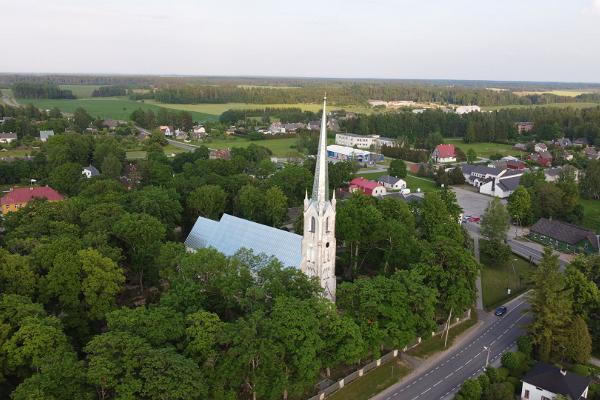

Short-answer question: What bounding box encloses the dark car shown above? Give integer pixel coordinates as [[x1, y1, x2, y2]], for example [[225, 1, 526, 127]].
[[494, 306, 508, 317]]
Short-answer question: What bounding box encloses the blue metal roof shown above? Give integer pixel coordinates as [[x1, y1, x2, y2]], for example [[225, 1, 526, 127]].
[[184, 214, 303, 268]]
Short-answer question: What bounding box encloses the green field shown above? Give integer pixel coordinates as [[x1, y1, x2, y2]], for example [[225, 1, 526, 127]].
[[580, 199, 600, 234], [125, 150, 147, 161], [0, 147, 39, 158], [480, 253, 535, 310], [59, 84, 102, 98], [200, 137, 302, 157], [145, 100, 373, 118], [328, 359, 411, 400], [15, 97, 217, 122], [483, 102, 600, 111], [445, 139, 517, 158], [513, 90, 594, 97]]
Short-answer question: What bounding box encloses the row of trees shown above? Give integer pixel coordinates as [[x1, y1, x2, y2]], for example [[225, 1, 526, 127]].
[[341, 106, 600, 146], [130, 107, 193, 130], [220, 108, 319, 125], [91, 86, 127, 97], [12, 82, 75, 99]]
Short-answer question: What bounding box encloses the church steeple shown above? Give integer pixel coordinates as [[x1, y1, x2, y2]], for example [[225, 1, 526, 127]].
[[300, 96, 336, 302], [312, 96, 329, 203]]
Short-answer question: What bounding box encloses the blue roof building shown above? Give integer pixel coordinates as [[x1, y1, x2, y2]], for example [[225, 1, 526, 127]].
[[184, 213, 303, 268]]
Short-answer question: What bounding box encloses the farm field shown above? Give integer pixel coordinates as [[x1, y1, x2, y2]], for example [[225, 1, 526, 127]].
[[14, 97, 217, 122], [483, 102, 600, 111], [513, 90, 594, 97], [145, 100, 373, 117], [201, 137, 302, 157], [446, 138, 517, 158], [58, 84, 102, 98], [580, 199, 600, 234]]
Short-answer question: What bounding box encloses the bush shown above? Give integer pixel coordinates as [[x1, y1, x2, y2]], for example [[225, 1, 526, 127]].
[[571, 364, 591, 377], [486, 382, 514, 400], [501, 351, 528, 377], [496, 367, 510, 381], [517, 336, 533, 358], [455, 378, 482, 400]]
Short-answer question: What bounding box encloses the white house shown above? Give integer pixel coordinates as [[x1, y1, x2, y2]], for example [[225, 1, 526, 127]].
[[159, 126, 173, 137], [455, 105, 481, 115], [461, 165, 525, 198], [82, 165, 100, 179], [521, 363, 591, 400], [534, 143, 548, 153], [431, 144, 457, 163], [335, 133, 380, 149], [0, 132, 17, 144], [378, 137, 399, 148], [378, 175, 407, 190], [39, 130, 54, 142]]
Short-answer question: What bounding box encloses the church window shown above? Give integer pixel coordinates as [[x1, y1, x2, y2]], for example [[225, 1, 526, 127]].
[[310, 216, 316, 233], [326, 217, 330, 232]]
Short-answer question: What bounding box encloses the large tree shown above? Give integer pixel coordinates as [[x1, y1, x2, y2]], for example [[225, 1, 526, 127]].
[[388, 159, 407, 178], [581, 159, 600, 200], [507, 185, 532, 226], [187, 185, 228, 221]]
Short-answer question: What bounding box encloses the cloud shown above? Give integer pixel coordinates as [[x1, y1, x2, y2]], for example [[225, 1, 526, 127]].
[[593, 0, 600, 14]]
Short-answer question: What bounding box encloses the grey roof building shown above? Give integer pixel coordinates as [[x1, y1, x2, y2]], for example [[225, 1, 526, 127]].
[[530, 218, 599, 254], [39, 130, 54, 142], [185, 210, 303, 268], [378, 175, 402, 185], [521, 363, 591, 400]]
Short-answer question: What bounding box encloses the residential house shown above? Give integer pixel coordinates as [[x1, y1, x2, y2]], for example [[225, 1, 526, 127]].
[[192, 125, 206, 139], [159, 126, 173, 137], [544, 167, 561, 182], [81, 165, 100, 179], [516, 122, 534, 134], [534, 143, 548, 153], [1, 186, 64, 215], [283, 123, 305, 133], [268, 122, 286, 135], [455, 105, 481, 115], [39, 130, 54, 142], [584, 147, 600, 160], [102, 119, 121, 130], [209, 149, 231, 160], [528, 151, 553, 167], [307, 120, 321, 131], [377, 175, 407, 191], [349, 177, 387, 196], [327, 119, 340, 132], [175, 129, 188, 140], [431, 144, 457, 163], [0, 132, 17, 144], [120, 163, 142, 190], [327, 145, 383, 164], [529, 218, 599, 254], [553, 137, 572, 148], [513, 143, 529, 152], [521, 363, 591, 400], [335, 133, 380, 149], [573, 137, 589, 147]]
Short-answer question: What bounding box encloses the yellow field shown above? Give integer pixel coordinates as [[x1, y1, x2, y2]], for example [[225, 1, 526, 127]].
[[513, 90, 593, 97]]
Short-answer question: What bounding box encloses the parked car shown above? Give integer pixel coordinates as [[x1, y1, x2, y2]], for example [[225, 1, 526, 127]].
[[494, 306, 508, 317], [467, 216, 481, 223]]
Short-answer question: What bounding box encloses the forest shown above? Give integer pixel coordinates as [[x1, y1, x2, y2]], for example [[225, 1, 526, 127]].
[[12, 83, 75, 100]]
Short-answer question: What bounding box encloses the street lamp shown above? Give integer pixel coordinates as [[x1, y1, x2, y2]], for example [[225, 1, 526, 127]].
[[483, 345, 492, 367]]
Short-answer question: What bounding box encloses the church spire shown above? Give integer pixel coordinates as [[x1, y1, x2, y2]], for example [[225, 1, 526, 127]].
[[311, 95, 329, 203]]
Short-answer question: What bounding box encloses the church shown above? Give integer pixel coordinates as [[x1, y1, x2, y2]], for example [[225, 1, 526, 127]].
[[184, 97, 337, 301]]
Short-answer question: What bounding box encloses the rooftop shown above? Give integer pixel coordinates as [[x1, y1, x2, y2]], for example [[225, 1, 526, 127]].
[[531, 218, 598, 250], [327, 144, 372, 157], [1, 186, 64, 205], [433, 144, 456, 158], [522, 363, 591, 399], [184, 213, 303, 267], [350, 177, 382, 190]]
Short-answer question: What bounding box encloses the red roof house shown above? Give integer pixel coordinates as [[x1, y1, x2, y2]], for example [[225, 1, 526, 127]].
[[349, 177, 387, 196], [431, 144, 457, 163], [1, 186, 64, 214]]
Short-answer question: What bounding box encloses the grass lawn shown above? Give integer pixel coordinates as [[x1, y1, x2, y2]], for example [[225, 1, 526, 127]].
[[163, 144, 189, 156], [59, 84, 102, 98], [14, 98, 217, 122], [145, 100, 374, 117], [580, 199, 600, 234], [407, 310, 478, 358], [327, 358, 411, 400], [125, 150, 147, 161], [445, 138, 517, 158], [201, 136, 302, 157], [480, 252, 535, 310], [483, 102, 600, 111], [0, 147, 39, 157]]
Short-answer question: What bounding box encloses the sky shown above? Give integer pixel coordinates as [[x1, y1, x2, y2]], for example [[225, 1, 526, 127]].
[[1, 0, 600, 83]]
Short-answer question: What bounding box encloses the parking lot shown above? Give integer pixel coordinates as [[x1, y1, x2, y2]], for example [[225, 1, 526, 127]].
[[452, 186, 505, 218]]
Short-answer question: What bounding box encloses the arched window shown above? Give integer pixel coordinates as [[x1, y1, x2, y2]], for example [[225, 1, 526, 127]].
[[310, 216, 316, 233], [325, 217, 329, 233]]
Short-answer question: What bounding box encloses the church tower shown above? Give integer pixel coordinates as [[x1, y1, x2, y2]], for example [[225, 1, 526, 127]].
[[301, 96, 337, 302]]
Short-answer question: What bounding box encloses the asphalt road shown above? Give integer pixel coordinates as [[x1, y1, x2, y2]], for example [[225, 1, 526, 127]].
[[373, 299, 531, 400]]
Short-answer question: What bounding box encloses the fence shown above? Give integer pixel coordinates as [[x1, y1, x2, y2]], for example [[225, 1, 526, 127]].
[[306, 309, 472, 400]]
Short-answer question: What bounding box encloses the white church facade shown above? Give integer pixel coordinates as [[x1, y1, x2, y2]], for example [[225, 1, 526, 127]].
[[184, 97, 337, 301]]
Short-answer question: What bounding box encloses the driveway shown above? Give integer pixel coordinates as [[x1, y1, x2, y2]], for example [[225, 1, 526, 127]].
[[452, 186, 502, 218]]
